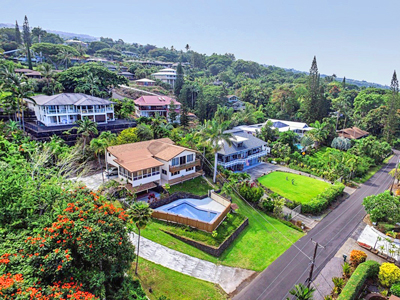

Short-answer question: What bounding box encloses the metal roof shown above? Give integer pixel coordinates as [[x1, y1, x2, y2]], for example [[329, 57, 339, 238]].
[[29, 93, 115, 106], [218, 130, 268, 155]]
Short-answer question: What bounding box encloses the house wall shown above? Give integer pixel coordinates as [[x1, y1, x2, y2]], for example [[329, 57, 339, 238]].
[[166, 150, 197, 180]]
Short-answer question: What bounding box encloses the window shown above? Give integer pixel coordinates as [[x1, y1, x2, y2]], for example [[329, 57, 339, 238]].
[[171, 171, 180, 176], [186, 167, 194, 172], [162, 169, 167, 175], [152, 167, 160, 176], [172, 157, 179, 166], [187, 154, 194, 163], [180, 156, 186, 165]]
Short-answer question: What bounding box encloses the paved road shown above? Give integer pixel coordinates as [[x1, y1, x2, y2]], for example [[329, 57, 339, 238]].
[[234, 153, 398, 300]]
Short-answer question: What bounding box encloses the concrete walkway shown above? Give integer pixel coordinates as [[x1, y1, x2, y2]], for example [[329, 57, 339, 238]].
[[282, 206, 318, 229], [358, 225, 400, 260], [129, 233, 255, 294]]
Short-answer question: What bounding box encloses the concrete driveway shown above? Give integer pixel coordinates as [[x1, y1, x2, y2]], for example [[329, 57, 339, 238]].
[[70, 172, 117, 191], [245, 162, 280, 180]]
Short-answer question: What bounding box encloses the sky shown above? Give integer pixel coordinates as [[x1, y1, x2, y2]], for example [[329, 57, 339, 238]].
[[1, 0, 399, 85]]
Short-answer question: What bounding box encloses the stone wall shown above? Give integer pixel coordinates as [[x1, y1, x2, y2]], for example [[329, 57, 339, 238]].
[[164, 218, 249, 257]]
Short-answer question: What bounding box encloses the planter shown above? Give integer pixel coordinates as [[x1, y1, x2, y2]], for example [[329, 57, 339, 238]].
[[387, 257, 396, 263], [377, 253, 388, 259], [371, 249, 379, 254]]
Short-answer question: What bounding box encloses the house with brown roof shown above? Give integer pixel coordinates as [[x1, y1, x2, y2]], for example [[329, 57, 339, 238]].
[[106, 138, 202, 193], [134, 95, 181, 123], [337, 127, 369, 140]]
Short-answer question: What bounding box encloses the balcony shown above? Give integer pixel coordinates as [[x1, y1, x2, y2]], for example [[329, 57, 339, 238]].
[[138, 106, 168, 111], [169, 159, 201, 173], [218, 150, 268, 168]]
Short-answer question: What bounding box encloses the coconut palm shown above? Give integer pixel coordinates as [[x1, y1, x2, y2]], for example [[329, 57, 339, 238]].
[[128, 201, 152, 275], [287, 284, 315, 300], [59, 48, 73, 69], [300, 135, 314, 150], [196, 119, 232, 183], [72, 117, 98, 155], [307, 120, 329, 149], [86, 73, 100, 96], [39, 63, 55, 89], [90, 138, 107, 183], [97, 131, 116, 173]]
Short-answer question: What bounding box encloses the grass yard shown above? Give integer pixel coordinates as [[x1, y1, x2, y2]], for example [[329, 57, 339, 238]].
[[131, 258, 228, 300], [168, 176, 214, 196], [258, 171, 331, 204], [135, 194, 303, 271]]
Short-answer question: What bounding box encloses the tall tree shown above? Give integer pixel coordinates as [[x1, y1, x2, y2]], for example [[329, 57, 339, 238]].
[[196, 120, 232, 183], [22, 16, 32, 69], [342, 76, 346, 90], [128, 202, 152, 275], [185, 44, 190, 52], [384, 70, 399, 143], [90, 137, 107, 183], [174, 63, 184, 96], [15, 21, 22, 45], [302, 56, 325, 123], [168, 100, 178, 123], [71, 117, 98, 155], [180, 104, 189, 128]]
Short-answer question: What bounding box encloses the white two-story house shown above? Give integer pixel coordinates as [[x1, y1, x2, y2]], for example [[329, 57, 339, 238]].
[[134, 96, 181, 123], [217, 129, 270, 172], [151, 68, 177, 87], [106, 138, 201, 193], [26, 93, 115, 126]]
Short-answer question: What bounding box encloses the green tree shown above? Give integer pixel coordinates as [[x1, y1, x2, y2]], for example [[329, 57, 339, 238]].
[[363, 191, 400, 222], [72, 117, 98, 155], [307, 120, 329, 148], [258, 120, 278, 142], [196, 119, 232, 182], [22, 15, 32, 69], [174, 63, 184, 96], [136, 123, 154, 141], [90, 137, 108, 183], [302, 56, 326, 123], [168, 100, 178, 123], [384, 71, 399, 143], [128, 201, 152, 275], [115, 128, 139, 145], [180, 104, 189, 128], [15, 20, 22, 45]]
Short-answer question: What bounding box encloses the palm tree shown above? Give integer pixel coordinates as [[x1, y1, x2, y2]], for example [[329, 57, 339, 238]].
[[86, 73, 100, 96], [128, 201, 152, 275], [300, 135, 314, 150], [287, 284, 315, 300], [90, 138, 107, 183], [72, 117, 98, 155], [196, 120, 232, 183], [39, 63, 55, 90], [308, 121, 328, 149], [59, 48, 73, 69], [97, 131, 116, 173]]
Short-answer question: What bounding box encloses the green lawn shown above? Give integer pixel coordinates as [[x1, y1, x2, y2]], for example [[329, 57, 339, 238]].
[[258, 172, 331, 203], [135, 194, 303, 271], [131, 258, 228, 300], [168, 176, 214, 196]]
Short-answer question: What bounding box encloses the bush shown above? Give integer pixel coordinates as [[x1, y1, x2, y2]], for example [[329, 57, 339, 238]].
[[301, 182, 345, 214], [343, 262, 352, 278], [350, 250, 367, 267], [390, 283, 400, 297], [379, 262, 400, 287], [238, 181, 264, 203], [261, 197, 274, 212], [337, 260, 380, 300]]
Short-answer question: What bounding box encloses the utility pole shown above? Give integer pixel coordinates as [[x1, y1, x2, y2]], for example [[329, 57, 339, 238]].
[[307, 239, 324, 289]]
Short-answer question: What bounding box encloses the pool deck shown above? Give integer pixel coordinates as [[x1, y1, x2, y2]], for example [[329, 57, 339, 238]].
[[155, 197, 226, 214]]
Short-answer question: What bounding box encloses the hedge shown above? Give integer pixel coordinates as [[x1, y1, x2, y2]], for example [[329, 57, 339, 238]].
[[337, 260, 380, 300], [301, 182, 345, 214]]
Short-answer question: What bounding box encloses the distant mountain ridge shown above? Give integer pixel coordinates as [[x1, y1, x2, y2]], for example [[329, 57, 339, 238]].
[[0, 23, 99, 42], [269, 66, 390, 89], [1, 23, 389, 89]]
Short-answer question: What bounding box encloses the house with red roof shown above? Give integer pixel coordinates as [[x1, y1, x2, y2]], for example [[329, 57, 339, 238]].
[[134, 95, 181, 123]]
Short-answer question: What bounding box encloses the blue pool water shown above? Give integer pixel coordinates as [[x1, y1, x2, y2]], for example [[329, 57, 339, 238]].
[[295, 143, 303, 150], [167, 203, 217, 222]]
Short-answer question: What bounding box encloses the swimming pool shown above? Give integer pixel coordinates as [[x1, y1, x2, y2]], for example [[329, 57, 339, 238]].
[[295, 143, 303, 150], [167, 202, 217, 222]]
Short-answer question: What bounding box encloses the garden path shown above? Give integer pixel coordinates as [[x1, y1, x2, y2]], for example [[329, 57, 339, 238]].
[[282, 206, 318, 229], [129, 233, 255, 294]]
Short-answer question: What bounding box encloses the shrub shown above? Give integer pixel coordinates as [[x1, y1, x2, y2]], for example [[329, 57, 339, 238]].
[[238, 181, 264, 203], [261, 197, 274, 212], [390, 283, 400, 297], [301, 182, 345, 214], [379, 263, 400, 287], [343, 262, 352, 278], [337, 260, 380, 300], [332, 277, 345, 295], [350, 250, 367, 267]]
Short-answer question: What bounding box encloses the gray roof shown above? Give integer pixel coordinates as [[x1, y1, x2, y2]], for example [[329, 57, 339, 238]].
[[29, 93, 115, 106], [218, 130, 268, 155]]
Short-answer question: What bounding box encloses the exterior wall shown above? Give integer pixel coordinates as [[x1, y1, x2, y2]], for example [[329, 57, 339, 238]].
[[31, 104, 114, 127], [167, 150, 197, 180]]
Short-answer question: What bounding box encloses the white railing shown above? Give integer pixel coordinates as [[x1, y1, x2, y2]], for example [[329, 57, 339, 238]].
[[218, 150, 268, 168]]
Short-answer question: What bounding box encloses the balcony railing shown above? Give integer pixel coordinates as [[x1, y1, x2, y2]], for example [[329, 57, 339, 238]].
[[138, 106, 168, 111], [218, 151, 268, 168], [169, 159, 200, 173]]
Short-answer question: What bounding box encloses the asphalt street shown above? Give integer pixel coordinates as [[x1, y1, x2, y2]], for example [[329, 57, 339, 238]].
[[233, 153, 398, 300]]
